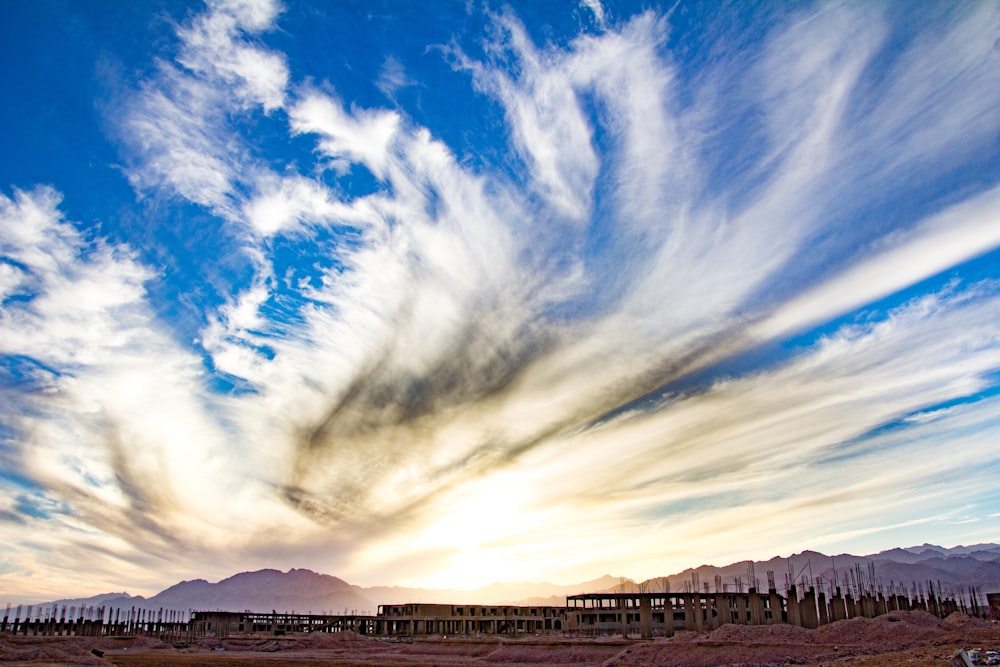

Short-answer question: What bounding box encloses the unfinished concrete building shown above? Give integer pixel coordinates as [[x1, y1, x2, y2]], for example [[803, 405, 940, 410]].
[[188, 611, 374, 637], [566, 583, 963, 639], [375, 604, 566, 636], [567, 588, 783, 638], [7, 578, 972, 640], [988, 593, 1000, 621]]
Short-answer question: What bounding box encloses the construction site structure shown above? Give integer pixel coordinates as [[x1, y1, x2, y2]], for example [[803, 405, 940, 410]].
[[0, 585, 986, 640], [376, 604, 565, 636]]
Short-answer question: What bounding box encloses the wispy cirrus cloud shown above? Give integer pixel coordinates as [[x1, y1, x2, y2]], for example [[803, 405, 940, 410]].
[[2, 0, 999, 598], [120, 0, 287, 216], [456, 12, 601, 223], [176, 0, 287, 112], [580, 0, 607, 30], [0, 188, 314, 597]]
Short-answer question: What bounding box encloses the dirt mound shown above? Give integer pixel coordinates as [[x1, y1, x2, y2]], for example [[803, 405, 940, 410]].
[[707, 623, 814, 643], [0, 636, 107, 665], [602, 613, 973, 667], [944, 612, 993, 629], [814, 610, 948, 648]]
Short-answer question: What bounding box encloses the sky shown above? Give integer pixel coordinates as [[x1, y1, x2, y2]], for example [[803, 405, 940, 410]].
[[1, 0, 999, 603]]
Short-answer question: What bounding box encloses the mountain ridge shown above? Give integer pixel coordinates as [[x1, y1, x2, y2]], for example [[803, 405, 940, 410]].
[[20, 543, 999, 614]]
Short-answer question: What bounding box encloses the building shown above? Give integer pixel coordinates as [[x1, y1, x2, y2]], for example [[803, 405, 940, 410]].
[[567, 589, 784, 638], [375, 604, 566, 636], [188, 610, 374, 637], [987, 593, 1000, 621]]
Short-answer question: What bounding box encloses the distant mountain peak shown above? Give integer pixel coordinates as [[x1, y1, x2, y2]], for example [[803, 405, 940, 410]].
[[25, 542, 1000, 613]]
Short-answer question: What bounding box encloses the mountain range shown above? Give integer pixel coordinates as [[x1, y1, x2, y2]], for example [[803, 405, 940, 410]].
[[25, 544, 1000, 615]]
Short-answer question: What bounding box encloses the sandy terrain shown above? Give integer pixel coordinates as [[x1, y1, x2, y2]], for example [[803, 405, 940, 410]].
[[1, 611, 997, 666]]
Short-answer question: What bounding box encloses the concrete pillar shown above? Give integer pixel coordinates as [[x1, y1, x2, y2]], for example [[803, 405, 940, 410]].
[[768, 590, 783, 625], [683, 595, 696, 631], [860, 595, 874, 618], [830, 590, 845, 622], [663, 598, 675, 637], [620, 597, 628, 638], [639, 597, 652, 639], [818, 591, 829, 626], [736, 594, 748, 625], [801, 588, 819, 629], [748, 589, 764, 625], [786, 586, 800, 627]]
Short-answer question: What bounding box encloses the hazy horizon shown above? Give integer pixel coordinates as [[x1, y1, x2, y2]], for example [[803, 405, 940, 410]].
[[1, 0, 999, 602]]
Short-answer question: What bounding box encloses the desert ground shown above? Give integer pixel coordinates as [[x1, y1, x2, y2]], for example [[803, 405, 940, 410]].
[[1, 611, 997, 666]]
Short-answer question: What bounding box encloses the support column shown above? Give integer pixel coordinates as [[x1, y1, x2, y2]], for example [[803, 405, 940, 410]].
[[683, 596, 696, 631], [748, 589, 764, 625], [620, 597, 628, 639], [663, 598, 674, 637], [787, 586, 801, 627], [768, 589, 783, 625], [735, 594, 748, 625], [830, 589, 845, 622], [639, 598, 652, 639], [800, 587, 819, 629]]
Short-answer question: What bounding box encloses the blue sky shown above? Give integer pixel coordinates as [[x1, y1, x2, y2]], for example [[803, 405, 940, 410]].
[[1, 0, 999, 602]]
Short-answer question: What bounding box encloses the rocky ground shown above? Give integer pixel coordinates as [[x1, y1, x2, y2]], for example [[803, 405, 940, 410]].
[[1, 611, 997, 666]]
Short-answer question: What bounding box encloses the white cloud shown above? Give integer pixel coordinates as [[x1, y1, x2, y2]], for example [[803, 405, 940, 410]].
[[458, 13, 600, 223], [754, 184, 1000, 342], [376, 55, 413, 99], [241, 173, 364, 236], [124, 78, 238, 211], [290, 94, 401, 180], [580, 0, 607, 29], [0, 188, 152, 367], [849, 2, 1000, 185], [0, 261, 24, 300], [121, 0, 287, 214], [211, 0, 282, 32], [177, 0, 287, 111], [0, 187, 312, 589]]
